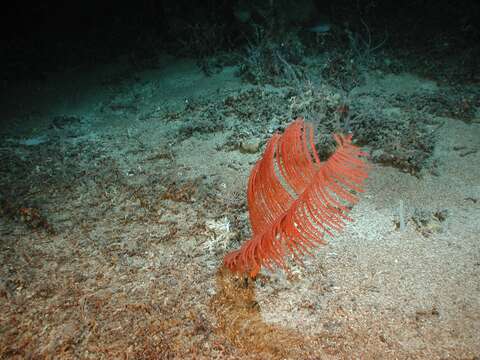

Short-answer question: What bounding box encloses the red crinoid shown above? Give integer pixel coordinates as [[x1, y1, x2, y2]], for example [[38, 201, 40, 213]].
[[224, 117, 369, 277]]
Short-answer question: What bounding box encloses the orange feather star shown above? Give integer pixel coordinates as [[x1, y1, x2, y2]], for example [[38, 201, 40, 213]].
[[224, 117, 369, 277]]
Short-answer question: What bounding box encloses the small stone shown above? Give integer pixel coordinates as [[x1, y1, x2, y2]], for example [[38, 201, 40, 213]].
[[240, 138, 261, 154]]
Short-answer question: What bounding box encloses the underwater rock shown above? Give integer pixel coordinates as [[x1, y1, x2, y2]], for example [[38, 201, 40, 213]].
[[412, 208, 448, 236], [240, 138, 261, 154]]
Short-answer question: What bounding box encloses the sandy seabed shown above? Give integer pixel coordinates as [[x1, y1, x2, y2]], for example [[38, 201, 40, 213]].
[[1, 55, 479, 359]]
